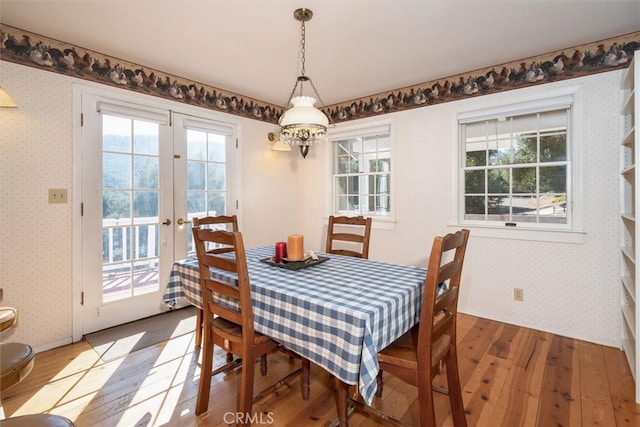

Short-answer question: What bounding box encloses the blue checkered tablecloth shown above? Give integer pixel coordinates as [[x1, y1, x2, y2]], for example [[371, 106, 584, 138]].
[[163, 245, 426, 404]]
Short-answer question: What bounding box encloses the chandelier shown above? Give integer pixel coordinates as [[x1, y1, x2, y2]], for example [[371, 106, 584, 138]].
[[278, 8, 329, 158]]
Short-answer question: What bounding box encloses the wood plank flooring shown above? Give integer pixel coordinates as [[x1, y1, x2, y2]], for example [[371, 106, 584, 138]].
[[2, 314, 639, 426]]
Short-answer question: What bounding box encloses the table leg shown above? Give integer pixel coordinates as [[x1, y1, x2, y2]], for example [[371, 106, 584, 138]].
[[302, 358, 310, 400]]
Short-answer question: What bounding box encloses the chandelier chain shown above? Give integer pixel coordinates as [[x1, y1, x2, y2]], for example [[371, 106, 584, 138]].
[[300, 19, 306, 77], [309, 78, 331, 123]]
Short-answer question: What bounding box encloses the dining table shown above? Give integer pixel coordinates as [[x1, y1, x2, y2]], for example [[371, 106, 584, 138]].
[[162, 245, 426, 425]]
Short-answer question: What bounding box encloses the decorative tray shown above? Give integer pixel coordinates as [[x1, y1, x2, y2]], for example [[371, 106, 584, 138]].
[[260, 256, 329, 271]]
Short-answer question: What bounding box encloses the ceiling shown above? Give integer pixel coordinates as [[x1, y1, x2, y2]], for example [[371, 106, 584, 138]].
[[1, 1, 639, 107]]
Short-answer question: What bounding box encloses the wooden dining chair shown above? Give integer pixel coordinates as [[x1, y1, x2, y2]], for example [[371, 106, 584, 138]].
[[325, 215, 373, 259], [192, 215, 238, 348], [344, 228, 470, 427], [192, 228, 309, 421]]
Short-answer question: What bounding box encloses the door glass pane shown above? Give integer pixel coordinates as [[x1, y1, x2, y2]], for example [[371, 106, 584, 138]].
[[186, 128, 228, 254], [102, 115, 160, 303], [133, 156, 158, 189]]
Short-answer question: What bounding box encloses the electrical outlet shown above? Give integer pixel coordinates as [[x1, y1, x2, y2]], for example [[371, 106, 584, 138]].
[[514, 288, 524, 302], [48, 188, 68, 204]]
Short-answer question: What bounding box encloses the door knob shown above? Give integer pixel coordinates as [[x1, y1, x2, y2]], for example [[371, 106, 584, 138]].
[[162, 219, 171, 226], [177, 218, 192, 226]]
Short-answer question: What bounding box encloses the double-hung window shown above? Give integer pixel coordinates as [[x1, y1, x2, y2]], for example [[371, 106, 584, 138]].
[[458, 91, 580, 233], [330, 121, 393, 220]]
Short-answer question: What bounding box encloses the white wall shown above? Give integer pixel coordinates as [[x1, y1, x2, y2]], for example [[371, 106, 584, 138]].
[[0, 59, 623, 351], [299, 71, 623, 348]]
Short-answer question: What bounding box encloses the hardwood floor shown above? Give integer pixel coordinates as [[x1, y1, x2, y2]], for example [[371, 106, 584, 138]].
[[1, 314, 639, 426]]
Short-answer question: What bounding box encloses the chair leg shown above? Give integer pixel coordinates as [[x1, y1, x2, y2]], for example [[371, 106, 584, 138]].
[[417, 370, 437, 427], [445, 351, 467, 427], [195, 308, 202, 348], [195, 337, 213, 415], [238, 354, 256, 427], [260, 354, 268, 376]]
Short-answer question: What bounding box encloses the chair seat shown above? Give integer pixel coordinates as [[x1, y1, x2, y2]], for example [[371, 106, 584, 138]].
[[378, 324, 451, 371], [0, 307, 18, 332], [212, 317, 274, 345], [0, 342, 35, 392], [0, 414, 75, 427]]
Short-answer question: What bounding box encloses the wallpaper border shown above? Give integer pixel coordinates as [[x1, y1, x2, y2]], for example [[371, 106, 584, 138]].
[[1, 24, 638, 125]]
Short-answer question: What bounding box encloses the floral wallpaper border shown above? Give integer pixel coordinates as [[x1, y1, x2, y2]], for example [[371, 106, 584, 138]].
[[0, 24, 283, 123], [1, 23, 639, 125], [327, 32, 640, 123]]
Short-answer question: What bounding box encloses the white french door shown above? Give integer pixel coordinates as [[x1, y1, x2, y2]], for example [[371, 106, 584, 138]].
[[78, 89, 237, 334], [172, 114, 238, 260]]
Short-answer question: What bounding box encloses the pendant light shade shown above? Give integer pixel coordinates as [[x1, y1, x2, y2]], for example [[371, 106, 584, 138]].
[[279, 96, 329, 144], [278, 8, 330, 158]]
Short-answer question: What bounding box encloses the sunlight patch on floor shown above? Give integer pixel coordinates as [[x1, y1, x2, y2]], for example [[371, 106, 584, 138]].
[[10, 350, 124, 418], [49, 348, 103, 381]]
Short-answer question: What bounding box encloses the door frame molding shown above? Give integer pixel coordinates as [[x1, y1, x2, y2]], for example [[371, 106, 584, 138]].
[[71, 83, 241, 342]]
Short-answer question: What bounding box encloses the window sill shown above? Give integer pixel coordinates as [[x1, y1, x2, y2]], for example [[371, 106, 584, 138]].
[[448, 224, 586, 244], [328, 216, 396, 230], [371, 217, 396, 230]]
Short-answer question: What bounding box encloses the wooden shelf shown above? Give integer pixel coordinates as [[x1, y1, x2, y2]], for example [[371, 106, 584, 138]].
[[623, 337, 636, 379], [623, 304, 637, 339], [622, 90, 635, 116], [622, 126, 636, 147], [622, 164, 636, 175], [622, 275, 637, 303], [622, 246, 636, 264], [622, 213, 636, 222]]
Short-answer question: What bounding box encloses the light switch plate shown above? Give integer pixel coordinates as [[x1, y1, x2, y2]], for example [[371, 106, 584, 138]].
[[48, 188, 68, 204]]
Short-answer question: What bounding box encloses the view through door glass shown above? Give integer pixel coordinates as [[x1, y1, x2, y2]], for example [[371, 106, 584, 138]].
[[102, 115, 162, 302], [186, 128, 229, 253]]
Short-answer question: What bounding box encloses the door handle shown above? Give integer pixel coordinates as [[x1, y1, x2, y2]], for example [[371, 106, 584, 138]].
[[177, 218, 192, 226], [162, 219, 171, 226]]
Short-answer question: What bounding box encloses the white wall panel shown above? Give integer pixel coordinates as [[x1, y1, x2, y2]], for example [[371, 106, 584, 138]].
[[1, 61, 74, 350]]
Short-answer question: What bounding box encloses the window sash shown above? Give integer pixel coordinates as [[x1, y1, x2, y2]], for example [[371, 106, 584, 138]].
[[460, 107, 571, 229], [331, 122, 392, 218]]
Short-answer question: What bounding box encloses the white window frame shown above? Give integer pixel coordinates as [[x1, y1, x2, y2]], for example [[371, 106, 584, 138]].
[[328, 119, 395, 229], [453, 85, 585, 243]]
